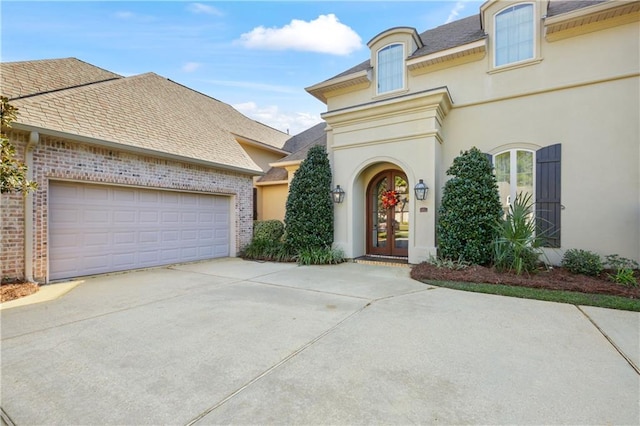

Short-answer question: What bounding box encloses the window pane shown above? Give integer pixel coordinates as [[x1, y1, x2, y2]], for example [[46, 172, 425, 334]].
[[495, 4, 533, 66], [378, 44, 403, 93], [495, 152, 511, 214], [517, 150, 534, 198]]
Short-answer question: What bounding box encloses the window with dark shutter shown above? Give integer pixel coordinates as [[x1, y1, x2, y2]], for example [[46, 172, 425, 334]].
[[535, 144, 561, 247]]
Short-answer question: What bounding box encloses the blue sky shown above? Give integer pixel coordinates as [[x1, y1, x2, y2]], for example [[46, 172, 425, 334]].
[[1, 1, 482, 135]]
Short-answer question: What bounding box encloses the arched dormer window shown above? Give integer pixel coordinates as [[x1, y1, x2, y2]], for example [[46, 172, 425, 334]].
[[377, 43, 404, 94], [494, 3, 534, 67]]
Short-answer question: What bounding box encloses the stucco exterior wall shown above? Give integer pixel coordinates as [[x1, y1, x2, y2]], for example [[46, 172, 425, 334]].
[[257, 183, 289, 222], [320, 7, 639, 264], [1, 131, 254, 282]]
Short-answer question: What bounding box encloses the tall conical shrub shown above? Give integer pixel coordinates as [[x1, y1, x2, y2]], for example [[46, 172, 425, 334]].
[[437, 147, 502, 265], [284, 145, 333, 253]]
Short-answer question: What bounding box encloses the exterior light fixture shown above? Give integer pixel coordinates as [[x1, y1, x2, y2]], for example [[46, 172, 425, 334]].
[[414, 179, 428, 201], [331, 185, 345, 203]]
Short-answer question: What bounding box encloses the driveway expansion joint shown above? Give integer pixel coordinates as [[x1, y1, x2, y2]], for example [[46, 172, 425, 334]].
[[576, 305, 640, 375], [183, 301, 372, 425]]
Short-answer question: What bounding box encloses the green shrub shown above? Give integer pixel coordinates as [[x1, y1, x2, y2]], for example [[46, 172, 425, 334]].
[[427, 255, 470, 270], [241, 239, 295, 262], [492, 193, 544, 274], [437, 147, 503, 265], [284, 145, 333, 253], [562, 249, 603, 276], [605, 254, 639, 287], [253, 220, 284, 243], [297, 247, 345, 265]]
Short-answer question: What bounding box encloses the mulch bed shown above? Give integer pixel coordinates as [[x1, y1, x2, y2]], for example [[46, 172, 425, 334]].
[[1, 282, 39, 302], [410, 263, 640, 299]]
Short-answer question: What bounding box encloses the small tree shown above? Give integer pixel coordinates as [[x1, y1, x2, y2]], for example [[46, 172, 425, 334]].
[[284, 145, 333, 253], [1, 96, 37, 194], [437, 147, 502, 265]]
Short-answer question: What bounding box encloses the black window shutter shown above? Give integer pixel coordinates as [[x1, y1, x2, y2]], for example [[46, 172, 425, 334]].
[[484, 152, 493, 165], [536, 144, 561, 247]]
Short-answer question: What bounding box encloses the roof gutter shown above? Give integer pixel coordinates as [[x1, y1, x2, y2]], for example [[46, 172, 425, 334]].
[[11, 123, 265, 176]]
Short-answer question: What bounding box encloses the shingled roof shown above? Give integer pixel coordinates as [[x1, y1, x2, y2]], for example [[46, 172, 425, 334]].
[[257, 122, 327, 183], [2, 58, 289, 174], [1, 58, 122, 99], [318, 0, 606, 85]]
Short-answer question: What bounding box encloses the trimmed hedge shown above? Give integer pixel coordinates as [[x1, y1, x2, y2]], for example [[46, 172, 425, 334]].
[[284, 145, 333, 253], [437, 147, 503, 265]]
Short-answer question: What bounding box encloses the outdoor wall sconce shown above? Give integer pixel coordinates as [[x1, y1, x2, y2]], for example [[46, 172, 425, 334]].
[[414, 179, 428, 201], [331, 185, 345, 203]]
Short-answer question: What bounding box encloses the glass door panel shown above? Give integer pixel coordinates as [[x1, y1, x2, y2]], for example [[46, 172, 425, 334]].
[[372, 177, 388, 249], [367, 171, 409, 257]]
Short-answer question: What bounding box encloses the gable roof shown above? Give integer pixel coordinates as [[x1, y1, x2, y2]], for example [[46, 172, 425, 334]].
[[2, 58, 289, 174]]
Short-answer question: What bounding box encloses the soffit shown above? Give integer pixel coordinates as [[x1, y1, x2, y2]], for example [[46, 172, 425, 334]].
[[545, 0, 640, 40]]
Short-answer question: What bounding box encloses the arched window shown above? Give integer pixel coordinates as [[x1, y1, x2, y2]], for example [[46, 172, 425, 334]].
[[495, 3, 534, 67], [377, 44, 404, 94]]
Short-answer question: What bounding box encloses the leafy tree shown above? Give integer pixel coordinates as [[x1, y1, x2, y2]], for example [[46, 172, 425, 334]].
[[284, 145, 333, 253], [1, 96, 37, 194], [437, 147, 502, 265]]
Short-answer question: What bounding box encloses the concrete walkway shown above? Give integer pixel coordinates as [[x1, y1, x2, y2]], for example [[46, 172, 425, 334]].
[[1, 258, 638, 425]]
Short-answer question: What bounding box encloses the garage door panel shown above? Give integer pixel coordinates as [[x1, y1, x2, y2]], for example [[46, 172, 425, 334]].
[[50, 182, 231, 280], [138, 231, 159, 243], [84, 232, 110, 247], [112, 253, 136, 268]]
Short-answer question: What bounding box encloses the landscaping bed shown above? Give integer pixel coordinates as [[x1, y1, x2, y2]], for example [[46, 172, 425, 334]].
[[1, 281, 39, 302], [410, 263, 640, 299]]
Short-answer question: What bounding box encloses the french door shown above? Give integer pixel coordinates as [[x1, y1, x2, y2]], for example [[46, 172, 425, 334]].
[[366, 170, 409, 257]]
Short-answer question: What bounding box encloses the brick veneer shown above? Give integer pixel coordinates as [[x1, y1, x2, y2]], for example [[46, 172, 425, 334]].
[[1, 131, 254, 283]]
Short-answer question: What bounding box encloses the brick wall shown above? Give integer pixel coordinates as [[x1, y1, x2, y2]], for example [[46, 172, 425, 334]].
[[1, 131, 255, 283]]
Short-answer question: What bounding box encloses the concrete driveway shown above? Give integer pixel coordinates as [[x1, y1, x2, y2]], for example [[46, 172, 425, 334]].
[[1, 258, 638, 425]]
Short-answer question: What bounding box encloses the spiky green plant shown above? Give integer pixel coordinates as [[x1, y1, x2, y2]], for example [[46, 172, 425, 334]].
[[493, 193, 545, 274]]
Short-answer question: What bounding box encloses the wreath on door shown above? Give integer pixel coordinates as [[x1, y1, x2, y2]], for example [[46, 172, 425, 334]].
[[380, 189, 400, 209]]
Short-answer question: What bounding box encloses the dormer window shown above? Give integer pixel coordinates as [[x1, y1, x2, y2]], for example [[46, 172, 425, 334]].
[[494, 3, 534, 67], [377, 43, 404, 94]]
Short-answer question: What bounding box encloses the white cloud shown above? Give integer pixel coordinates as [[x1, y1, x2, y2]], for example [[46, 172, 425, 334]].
[[233, 101, 322, 135], [445, 1, 466, 24], [182, 62, 202, 73], [187, 3, 223, 16], [237, 14, 362, 56]]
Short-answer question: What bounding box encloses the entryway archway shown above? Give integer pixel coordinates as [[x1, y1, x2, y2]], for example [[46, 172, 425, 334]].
[[366, 170, 409, 257]]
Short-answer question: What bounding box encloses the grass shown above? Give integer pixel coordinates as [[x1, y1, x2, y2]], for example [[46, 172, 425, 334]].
[[424, 280, 640, 312]]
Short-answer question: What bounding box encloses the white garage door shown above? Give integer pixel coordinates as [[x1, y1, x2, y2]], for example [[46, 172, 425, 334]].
[[49, 181, 230, 280]]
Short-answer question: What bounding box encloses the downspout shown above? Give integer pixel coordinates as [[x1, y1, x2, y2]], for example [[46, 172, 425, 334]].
[[24, 131, 39, 282]]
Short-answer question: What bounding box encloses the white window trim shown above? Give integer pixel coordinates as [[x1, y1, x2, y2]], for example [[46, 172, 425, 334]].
[[375, 43, 406, 97], [492, 2, 538, 71], [494, 148, 536, 210]]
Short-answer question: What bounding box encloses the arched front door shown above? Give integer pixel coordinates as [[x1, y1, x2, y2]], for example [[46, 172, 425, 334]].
[[366, 170, 409, 257]]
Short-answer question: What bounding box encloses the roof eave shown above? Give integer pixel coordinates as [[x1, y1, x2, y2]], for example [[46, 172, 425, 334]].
[[544, 0, 640, 40], [232, 133, 290, 155], [268, 159, 303, 168], [305, 69, 371, 103], [407, 39, 487, 71], [13, 123, 264, 176]]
